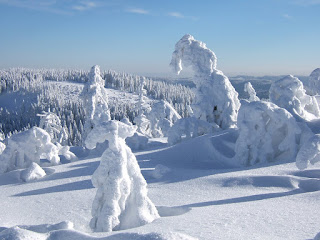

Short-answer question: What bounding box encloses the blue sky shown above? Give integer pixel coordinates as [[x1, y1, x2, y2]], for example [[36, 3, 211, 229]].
[[0, 0, 319, 76]]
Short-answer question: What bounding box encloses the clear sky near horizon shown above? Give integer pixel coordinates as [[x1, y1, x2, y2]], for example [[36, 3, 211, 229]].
[[0, 0, 319, 77]]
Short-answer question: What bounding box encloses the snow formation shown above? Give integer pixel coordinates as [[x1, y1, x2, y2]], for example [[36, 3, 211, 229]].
[[148, 100, 181, 137], [296, 134, 320, 170], [0, 141, 5, 154], [0, 127, 60, 173], [81, 65, 111, 144], [20, 162, 46, 182], [38, 111, 64, 144], [304, 68, 320, 96], [269, 75, 320, 121], [234, 101, 301, 166], [244, 82, 260, 101], [85, 120, 159, 232], [170, 34, 240, 129]]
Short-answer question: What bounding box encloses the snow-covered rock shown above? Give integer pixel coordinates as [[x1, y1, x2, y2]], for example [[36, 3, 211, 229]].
[[296, 134, 320, 170], [304, 68, 320, 96], [170, 34, 240, 129], [269, 75, 320, 121], [148, 100, 181, 137], [20, 162, 46, 182], [244, 82, 260, 101], [0, 127, 60, 173], [234, 101, 301, 166], [86, 120, 159, 232]]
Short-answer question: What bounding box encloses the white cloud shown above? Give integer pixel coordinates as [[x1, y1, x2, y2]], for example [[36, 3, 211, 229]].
[[126, 7, 149, 15], [283, 13, 292, 19], [72, 1, 97, 11], [168, 11, 184, 18], [292, 0, 320, 5]]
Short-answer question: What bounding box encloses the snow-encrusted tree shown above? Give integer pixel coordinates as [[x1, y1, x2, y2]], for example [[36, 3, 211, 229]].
[[269, 75, 320, 121], [85, 120, 159, 232], [244, 82, 259, 102], [0, 127, 60, 173], [296, 134, 320, 170], [81, 65, 110, 145], [234, 101, 301, 166], [304, 68, 320, 96], [38, 111, 64, 143], [170, 34, 240, 129]]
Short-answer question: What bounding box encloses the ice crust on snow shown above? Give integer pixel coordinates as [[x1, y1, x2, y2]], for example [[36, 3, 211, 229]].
[[0, 127, 60, 173], [86, 120, 159, 232], [244, 82, 260, 102], [304, 68, 320, 96], [170, 34, 240, 129], [20, 162, 46, 182], [296, 134, 320, 170], [235, 101, 301, 166], [269, 75, 320, 121]]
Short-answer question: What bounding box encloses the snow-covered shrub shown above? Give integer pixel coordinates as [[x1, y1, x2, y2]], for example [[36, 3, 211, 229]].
[[167, 117, 218, 146], [304, 68, 320, 96], [38, 111, 64, 143], [296, 134, 320, 170], [56, 143, 77, 162], [244, 82, 260, 101], [269, 75, 320, 121], [85, 120, 159, 232], [170, 34, 240, 129], [234, 101, 301, 166], [147, 100, 181, 137], [20, 162, 46, 182], [81, 65, 111, 145], [0, 127, 60, 173]]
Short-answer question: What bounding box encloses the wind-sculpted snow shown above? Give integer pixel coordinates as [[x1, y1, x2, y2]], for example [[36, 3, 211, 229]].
[[0, 127, 60, 173], [244, 82, 259, 102], [296, 134, 320, 170], [170, 34, 240, 129], [269, 75, 320, 121], [85, 120, 159, 232], [304, 68, 320, 96], [235, 101, 301, 166]]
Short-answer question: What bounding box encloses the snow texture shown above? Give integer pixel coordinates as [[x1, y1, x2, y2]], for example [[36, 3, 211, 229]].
[[0, 142, 5, 154], [0, 127, 60, 173], [147, 100, 181, 137], [305, 68, 320, 96], [269, 75, 320, 121], [81, 65, 111, 144], [150, 164, 171, 179], [244, 82, 260, 101], [126, 132, 149, 150], [170, 34, 240, 129], [56, 143, 78, 162], [20, 162, 46, 182], [85, 120, 159, 232], [235, 100, 301, 166], [296, 134, 320, 170]]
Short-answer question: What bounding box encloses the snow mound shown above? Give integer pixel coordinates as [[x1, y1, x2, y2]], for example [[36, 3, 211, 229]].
[[269, 75, 320, 121], [244, 82, 259, 101], [305, 68, 320, 96], [0, 226, 46, 240], [86, 120, 159, 232], [234, 100, 301, 166], [170, 34, 240, 129], [0, 127, 60, 174], [296, 134, 320, 170], [20, 163, 46, 182], [126, 132, 149, 150]]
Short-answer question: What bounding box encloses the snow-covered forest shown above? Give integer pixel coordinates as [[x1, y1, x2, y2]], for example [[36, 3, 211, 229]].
[[0, 34, 320, 240]]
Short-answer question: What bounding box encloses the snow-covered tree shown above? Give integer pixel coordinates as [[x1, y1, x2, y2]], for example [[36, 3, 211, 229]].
[[85, 120, 159, 232], [296, 134, 320, 170], [170, 34, 240, 129], [0, 127, 60, 173], [269, 75, 320, 121], [304, 68, 320, 96], [234, 101, 301, 166], [244, 82, 260, 102], [38, 111, 63, 143], [81, 65, 110, 145]]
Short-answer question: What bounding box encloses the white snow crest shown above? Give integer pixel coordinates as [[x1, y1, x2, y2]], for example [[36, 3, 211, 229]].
[[269, 75, 320, 121], [88, 120, 159, 232], [235, 101, 301, 166], [170, 34, 240, 129]]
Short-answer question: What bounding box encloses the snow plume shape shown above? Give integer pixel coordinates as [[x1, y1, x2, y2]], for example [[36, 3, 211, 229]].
[[244, 82, 260, 101], [147, 100, 181, 137], [170, 34, 240, 129], [269, 75, 320, 121], [0, 127, 60, 173], [85, 120, 159, 232], [234, 101, 301, 166], [296, 134, 320, 170], [81, 65, 111, 144], [304, 68, 320, 96]]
